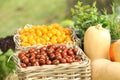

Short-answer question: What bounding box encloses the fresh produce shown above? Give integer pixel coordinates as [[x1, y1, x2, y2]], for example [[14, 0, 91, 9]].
[[18, 45, 82, 68], [71, 1, 120, 40], [0, 36, 15, 53], [92, 59, 120, 80], [84, 25, 111, 60], [109, 39, 120, 62], [18, 24, 73, 47], [0, 49, 15, 80]]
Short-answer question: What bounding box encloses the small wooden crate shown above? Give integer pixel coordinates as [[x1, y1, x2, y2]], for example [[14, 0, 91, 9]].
[[13, 44, 91, 80]]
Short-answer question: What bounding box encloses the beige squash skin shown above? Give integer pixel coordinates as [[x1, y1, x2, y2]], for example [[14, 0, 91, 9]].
[[84, 25, 111, 61]]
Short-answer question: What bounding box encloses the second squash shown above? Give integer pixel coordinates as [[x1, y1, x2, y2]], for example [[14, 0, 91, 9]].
[[84, 25, 111, 61]]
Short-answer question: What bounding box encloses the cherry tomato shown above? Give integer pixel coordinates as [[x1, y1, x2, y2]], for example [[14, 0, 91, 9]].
[[40, 46, 47, 52], [22, 57, 29, 64], [40, 51, 47, 56], [46, 60, 52, 65], [67, 49, 74, 55], [21, 63, 27, 68], [55, 54, 62, 60], [49, 45, 56, 50], [33, 61, 39, 66], [36, 54, 41, 59], [18, 51, 26, 59], [66, 56, 73, 63], [52, 59, 60, 65], [63, 48, 68, 52], [56, 48, 62, 53], [60, 58, 66, 63], [57, 45, 63, 49], [62, 45, 67, 49], [61, 51, 67, 57], [55, 51, 61, 56], [29, 48, 37, 53], [39, 55, 46, 60], [46, 48, 54, 54], [29, 53, 36, 58], [29, 57, 36, 63], [33, 50, 38, 55], [72, 48, 78, 55], [39, 59, 45, 65], [49, 53, 55, 60]]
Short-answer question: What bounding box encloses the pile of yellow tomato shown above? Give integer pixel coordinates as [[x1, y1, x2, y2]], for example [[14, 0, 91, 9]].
[[19, 23, 73, 46]]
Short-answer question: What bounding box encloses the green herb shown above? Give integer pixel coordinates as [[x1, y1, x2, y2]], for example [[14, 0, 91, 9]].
[[0, 49, 15, 80], [71, 1, 120, 40]]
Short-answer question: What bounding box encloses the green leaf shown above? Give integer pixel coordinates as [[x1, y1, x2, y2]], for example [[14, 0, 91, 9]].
[[4, 49, 14, 56], [0, 55, 6, 61]]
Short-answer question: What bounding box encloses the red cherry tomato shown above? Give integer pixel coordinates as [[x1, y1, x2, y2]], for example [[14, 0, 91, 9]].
[[18, 51, 26, 59], [46, 60, 52, 65], [29, 57, 36, 63], [40, 46, 47, 52], [67, 49, 74, 55], [46, 48, 54, 54], [56, 48, 62, 53], [36, 54, 41, 59], [62, 45, 67, 49], [52, 59, 60, 65], [29, 53, 36, 58], [55, 54, 62, 60], [61, 51, 67, 57], [72, 48, 78, 55], [66, 56, 73, 63], [39, 55, 46, 60], [22, 57, 29, 64], [33, 61, 40, 66], [60, 58, 66, 63], [39, 59, 45, 65], [55, 51, 61, 56], [49, 53, 55, 60], [29, 48, 37, 53], [40, 51, 47, 56], [21, 63, 27, 68]]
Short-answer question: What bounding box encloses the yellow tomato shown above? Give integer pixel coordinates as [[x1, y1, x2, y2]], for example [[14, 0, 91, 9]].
[[20, 35, 28, 42], [41, 27, 48, 34], [36, 29, 42, 37], [57, 37, 63, 43], [47, 26, 53, 31], [47, 32, 53, 38], [42, 35, 50, 41], [21, 42, 31, 46]]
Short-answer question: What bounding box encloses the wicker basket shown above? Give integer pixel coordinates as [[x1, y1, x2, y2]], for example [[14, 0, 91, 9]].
[[13, 24, 81, 50], [13, 44, 91, 80]]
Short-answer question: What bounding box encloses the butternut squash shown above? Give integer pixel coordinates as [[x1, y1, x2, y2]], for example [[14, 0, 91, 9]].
[[84, 25, 111, 61], [92, 59, 120, 80]]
